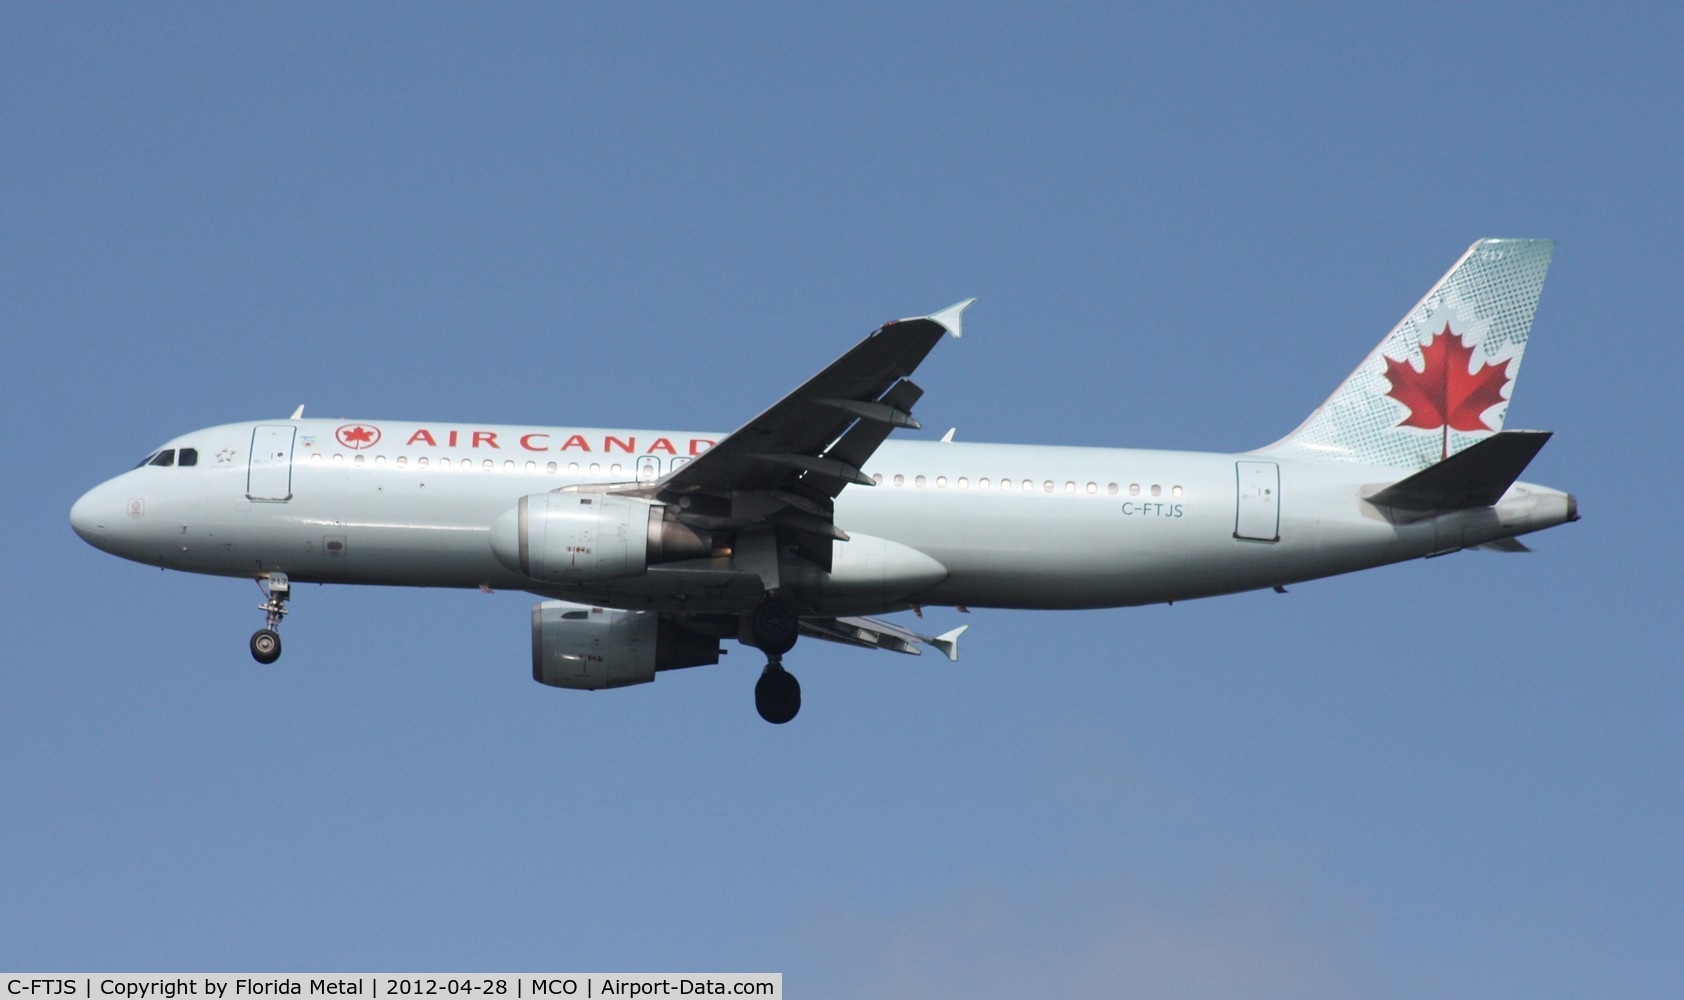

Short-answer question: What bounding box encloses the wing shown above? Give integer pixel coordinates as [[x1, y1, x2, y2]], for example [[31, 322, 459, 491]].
[[633, 299, 973, 575], [801, 615, 969, 661]]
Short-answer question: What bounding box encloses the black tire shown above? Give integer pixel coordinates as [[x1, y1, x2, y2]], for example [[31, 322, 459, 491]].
[[750, 598, 800, 656], [754, 665, 801, 724], [250, 628, 282, 664]]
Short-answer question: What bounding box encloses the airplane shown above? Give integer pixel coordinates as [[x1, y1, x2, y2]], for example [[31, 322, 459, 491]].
[[70, 238, 1577, 723]]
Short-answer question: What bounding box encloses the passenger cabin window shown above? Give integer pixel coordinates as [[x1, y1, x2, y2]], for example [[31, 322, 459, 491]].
[[178, 448, 198, 467], [149, 450, 176, 467]]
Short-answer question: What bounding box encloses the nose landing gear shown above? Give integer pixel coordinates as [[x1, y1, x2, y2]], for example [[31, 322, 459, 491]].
[[250, 572, 290, 664]]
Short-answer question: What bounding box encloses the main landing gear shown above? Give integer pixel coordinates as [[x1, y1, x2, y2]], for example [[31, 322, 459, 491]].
[[755, 663, 801, 725], [750, 597, 802, 725], [250, 572, 290, 664]]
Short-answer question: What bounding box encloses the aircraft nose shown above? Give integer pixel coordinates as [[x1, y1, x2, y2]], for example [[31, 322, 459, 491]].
[[70, 483, 112, 544]]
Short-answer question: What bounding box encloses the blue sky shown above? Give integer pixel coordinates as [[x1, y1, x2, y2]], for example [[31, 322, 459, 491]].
[[3, 4, 1680, 995]]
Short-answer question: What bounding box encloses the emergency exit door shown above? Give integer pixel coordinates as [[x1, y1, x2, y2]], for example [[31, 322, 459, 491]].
[[1234, 461, 1279, 541]]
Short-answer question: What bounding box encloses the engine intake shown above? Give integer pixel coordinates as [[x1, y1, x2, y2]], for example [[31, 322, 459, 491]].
[[531, 601, 720, 690], [491, 493, 710, 583]]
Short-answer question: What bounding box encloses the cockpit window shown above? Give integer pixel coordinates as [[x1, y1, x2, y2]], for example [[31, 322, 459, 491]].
[[148, 449, 176, 467], [134, 451, 159, 469], [178, 448, 198, 467]]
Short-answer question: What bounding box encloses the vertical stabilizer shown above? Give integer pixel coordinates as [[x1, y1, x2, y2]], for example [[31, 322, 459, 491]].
[[1260, 239, 1554, 470]]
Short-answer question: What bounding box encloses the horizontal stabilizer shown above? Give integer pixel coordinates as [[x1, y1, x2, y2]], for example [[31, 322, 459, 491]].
[[1368, 430, 1552, 511]]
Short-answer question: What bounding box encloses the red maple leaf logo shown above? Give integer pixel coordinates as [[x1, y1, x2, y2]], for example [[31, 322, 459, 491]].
[[336, 424, 381, 449], [1383, 324, 1511, 458]]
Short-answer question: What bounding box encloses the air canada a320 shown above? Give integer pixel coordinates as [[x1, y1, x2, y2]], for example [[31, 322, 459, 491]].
[[71, 239, 1576, 723]]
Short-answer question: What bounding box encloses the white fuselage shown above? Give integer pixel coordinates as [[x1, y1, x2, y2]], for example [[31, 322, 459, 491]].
[[70, 418, 1576, 616]]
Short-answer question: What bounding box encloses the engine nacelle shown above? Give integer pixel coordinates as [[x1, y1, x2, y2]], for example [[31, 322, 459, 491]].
[[531, 601, 720, 690], [491, 493, 709, 583]]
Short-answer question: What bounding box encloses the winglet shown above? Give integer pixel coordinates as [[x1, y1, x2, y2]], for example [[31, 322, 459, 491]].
[[925, 298, 976, 339], [932, 624, 969, 662], [289, 405, 305, 420]]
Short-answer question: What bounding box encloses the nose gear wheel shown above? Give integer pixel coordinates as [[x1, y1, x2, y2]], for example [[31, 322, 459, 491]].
[[250, 572, 291, 664], [250, 628, 282, 664]]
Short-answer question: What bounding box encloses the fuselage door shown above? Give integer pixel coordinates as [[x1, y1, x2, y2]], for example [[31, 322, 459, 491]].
[[1234, 461, 1279, 541], [247, 425, 296, 501]]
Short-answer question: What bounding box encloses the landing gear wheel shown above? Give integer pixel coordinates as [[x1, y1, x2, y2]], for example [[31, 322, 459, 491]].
[[750, 598, 800, 657], [755, 663, 801, 724], [250, 572, 291, 665], [250, 628, 282, 664]]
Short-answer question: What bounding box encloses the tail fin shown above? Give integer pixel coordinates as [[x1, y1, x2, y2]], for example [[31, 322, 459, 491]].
[[1261, 238, 1554, 470]]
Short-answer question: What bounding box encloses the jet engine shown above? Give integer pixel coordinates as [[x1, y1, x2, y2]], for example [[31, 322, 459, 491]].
[[491, 493, 711, 583], [531, 601, 720, 690]]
